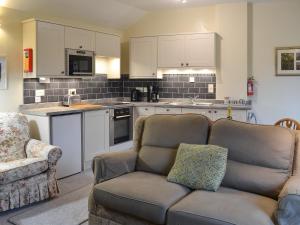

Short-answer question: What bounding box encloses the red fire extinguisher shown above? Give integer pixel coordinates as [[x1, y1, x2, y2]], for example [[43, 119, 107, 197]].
[[247, 76, 254, 96]]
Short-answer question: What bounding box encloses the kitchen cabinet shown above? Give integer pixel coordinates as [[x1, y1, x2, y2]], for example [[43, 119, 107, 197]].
[[95, 33, 121, 79], [181, 108, 210, 118], [182, 108, 247, 121], [130, 37, 158, 79], [65, 27, 95, 51], [96, 33, 120, 58], [25, 113, 82, 179], [51, 114, 82, 179], [155, 107, 182, 114], [83, 110, 110, 168], [208, 109, 247, 122], [157, 33, 216, 69], [23, 20, 65, 78], [135, 106, 156, 116], [158, 35, 185, 68]]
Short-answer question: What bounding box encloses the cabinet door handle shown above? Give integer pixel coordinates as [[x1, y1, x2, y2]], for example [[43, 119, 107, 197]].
[[214, 111, 218, 113], [208, 110, 212, 113], [61, 71, 65, 74], [79, 45, 83, 49], [181, 63, 184, 67], [152, 73, 156, 76], [145, 108, 148, 111], [166, 109, 170, 112], [186, 63, 189, 67]]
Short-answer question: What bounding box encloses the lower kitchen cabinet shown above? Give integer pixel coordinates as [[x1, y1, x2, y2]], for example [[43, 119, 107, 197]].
[[181, 108, 210, 117], [155, 107, 182, 114], [83, 110, 110, 169], [25, 113, 82, 179], [134, 107, 247, 122], [51, 114, 82, 179]]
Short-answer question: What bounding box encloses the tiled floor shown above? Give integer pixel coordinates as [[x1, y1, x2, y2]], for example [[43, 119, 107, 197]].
[[0, 170, 93, 225]]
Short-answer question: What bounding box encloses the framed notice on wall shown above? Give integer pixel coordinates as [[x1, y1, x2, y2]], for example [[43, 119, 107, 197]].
[[0, 56, 7, 90], [276, 47, 300, 76]]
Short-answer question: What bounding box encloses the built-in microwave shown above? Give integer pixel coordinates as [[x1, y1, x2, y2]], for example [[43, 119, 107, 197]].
[[66, 49, 95, 76]]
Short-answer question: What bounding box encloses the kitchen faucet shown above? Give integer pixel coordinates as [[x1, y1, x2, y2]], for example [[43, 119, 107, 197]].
[[189, 95, 200, 104]]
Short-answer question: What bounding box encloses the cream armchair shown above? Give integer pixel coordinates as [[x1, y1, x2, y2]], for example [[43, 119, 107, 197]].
[[0, 113, 62, 212]]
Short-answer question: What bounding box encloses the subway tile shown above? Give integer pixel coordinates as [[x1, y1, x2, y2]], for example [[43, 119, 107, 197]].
[[23, 74, 216, 104]]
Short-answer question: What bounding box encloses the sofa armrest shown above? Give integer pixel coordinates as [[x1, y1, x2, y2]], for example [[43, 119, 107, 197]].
[[25, 139, 62, 165], [92, 150, 137, 184], [277, 176, 300, 225]]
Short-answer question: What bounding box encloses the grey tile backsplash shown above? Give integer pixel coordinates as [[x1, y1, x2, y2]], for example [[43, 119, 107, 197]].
[[23, 74, 216, 104]]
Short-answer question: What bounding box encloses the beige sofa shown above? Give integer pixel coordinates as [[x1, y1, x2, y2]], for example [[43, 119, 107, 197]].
[[89, 114, 300, 225], [0, 113, 62, 212]]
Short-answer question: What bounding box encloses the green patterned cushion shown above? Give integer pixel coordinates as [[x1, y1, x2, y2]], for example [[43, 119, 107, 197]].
[[167, 144, 228, 191]]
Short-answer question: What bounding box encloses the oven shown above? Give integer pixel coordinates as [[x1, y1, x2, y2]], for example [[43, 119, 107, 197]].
[[66, 49, 95, 76], [109, 107, 133, 146]]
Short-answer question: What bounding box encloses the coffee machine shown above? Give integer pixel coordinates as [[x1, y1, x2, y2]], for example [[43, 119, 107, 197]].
[[147, 85, 159, 102], [131, 88, 143, 102]]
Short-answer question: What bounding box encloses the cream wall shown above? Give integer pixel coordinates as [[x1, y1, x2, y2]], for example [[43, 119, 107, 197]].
[[0, 8, 26, 112], [251, 0, 300, 124], [122, 3, 248, 100]]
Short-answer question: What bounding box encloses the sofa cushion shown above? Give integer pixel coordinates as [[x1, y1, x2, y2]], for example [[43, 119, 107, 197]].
[[0, 158, 48, 184], [209, 119, 295, 199], [167, 144, 228, 191], [93, 171, 191, 225], [168, 187, 277, 225], [0, 113, 30, 162], [137, 114, 210, 175]]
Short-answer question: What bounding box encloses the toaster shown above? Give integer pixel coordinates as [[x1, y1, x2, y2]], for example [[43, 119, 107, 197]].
[[63, 94, 81, 106]]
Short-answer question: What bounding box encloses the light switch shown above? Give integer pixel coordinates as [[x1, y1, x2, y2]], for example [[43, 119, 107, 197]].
[[35, 89, 45, 97], [208, 84, 214, 93]]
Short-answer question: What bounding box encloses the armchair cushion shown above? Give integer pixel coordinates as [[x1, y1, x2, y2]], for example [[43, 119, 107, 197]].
[[0, 113, 30, 162], [0, 158, 48, 185], [277, 176, 300, 225], [92, 150, 137, 184], [25, 139, 62, 165]]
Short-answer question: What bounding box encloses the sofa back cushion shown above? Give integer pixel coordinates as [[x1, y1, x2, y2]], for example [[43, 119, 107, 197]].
[[0, 113, 29, 162], [136, 114, 210, 175], [209, 119, 295, 199]]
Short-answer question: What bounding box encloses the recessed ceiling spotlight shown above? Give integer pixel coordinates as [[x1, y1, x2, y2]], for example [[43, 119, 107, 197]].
[[178, 0, 187, 4]]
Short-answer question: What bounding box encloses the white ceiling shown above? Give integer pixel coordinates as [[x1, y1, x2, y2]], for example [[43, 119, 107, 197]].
[[2, 0, 274, 29]]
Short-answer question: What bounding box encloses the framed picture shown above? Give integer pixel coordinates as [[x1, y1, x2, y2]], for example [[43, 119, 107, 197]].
[[0, 56, 7, 89], [276, 47, 300, 76]]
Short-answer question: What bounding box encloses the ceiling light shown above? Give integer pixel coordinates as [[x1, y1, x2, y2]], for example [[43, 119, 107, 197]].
[[0, 0, 6, 7], [181, 0, 187, 3]]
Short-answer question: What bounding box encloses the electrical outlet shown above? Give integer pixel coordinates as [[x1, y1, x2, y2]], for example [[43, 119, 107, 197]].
[[189, 76, 195, 83], [35, 96, 41, 103], [208, 84, 214, 93], [35, 89, 45, 97], [68, 89, 77, 95]]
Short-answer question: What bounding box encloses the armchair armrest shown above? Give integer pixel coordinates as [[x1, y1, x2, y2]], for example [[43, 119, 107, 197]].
[[92, 150, 137, 184], [277, 176, 300, 225], [25, 139, 62, 165]]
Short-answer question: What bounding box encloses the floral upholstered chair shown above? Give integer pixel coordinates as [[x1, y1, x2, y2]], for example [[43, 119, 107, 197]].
[[0, 113, 62, 212]]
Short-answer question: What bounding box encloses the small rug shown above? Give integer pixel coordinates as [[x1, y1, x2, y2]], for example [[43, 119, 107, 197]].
[[8, 185, 92, 225]]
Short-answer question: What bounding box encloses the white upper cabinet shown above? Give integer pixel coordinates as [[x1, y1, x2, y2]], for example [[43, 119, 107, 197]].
[[23, 20, 65, 77], [157, 33, 216, 69], [96, 33, 120, 58], [130, 37, 158, 79], [185, 33, 216, 68], [65, 27, 95, 51], [37, 21, 65, 76], [158, 35, 185, 68]]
